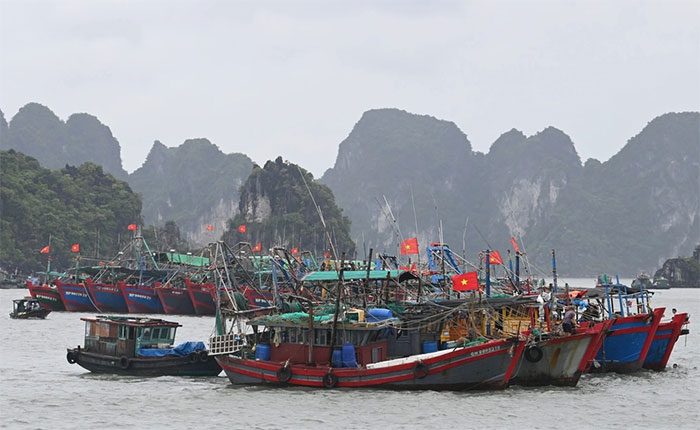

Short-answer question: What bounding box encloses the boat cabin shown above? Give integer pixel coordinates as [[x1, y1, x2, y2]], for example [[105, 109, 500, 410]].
[[12, 297, 42, 313], [80, 316, 181, 358]]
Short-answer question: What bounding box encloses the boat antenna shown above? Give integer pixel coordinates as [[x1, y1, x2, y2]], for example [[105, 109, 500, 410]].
[[296, 165, 340, 268]]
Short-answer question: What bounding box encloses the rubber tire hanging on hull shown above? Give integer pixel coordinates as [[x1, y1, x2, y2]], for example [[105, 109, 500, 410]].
[[323, 372, 338, 388], [414, 361, 429, 379], [277, 365, 292, 383], [198, 350, 209, 362], [66, 351, 77, 364], [524, 345, 544, 363], [188, 352, 198, 363], [119, 356, 131, 369]]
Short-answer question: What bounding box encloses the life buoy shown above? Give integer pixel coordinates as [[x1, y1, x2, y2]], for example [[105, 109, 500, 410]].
[[322, 372, 338, 388], [119, 356, 130, 369], [414, 361, 429, 379], [66, 351, 77, 364], [189, 352, 199, 363], [524, 345, 544, 363], [277, 365, 292, 383], [198, 350, 209, 362]]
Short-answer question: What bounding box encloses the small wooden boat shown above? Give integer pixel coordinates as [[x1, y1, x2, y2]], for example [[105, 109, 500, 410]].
[[66, 315, 221, 376], [10, 297, 51, 319]]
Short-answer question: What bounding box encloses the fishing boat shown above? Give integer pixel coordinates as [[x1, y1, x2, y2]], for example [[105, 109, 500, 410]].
[[513, 320, 611, 386], [214, 320, 527, 390], [55, 280, 98, 312], [66, 315, 221, 376], [26, 280, 65, 310], [156, 283, 196, 315], [643, 311, 690, 370], [119, 282, 164, 314], [85, 280, 129, 313], [10, 297, 51, 319], [185, 279, 216, 316]]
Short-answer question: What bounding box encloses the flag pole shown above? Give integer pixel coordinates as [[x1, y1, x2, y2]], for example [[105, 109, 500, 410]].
[[46, 234, 52, 281]]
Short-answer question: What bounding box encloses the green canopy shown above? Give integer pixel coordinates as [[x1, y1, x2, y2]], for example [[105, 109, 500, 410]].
[[153, 252, 209, 267], [301, 270, 405, 282]]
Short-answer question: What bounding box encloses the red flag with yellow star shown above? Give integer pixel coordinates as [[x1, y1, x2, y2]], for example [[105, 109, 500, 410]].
[[399, 237, 419, 255], [452, 271, 479, 291]]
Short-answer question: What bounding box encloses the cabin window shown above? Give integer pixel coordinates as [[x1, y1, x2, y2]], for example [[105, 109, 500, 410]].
[[315, 329, 328, 346], [371, 346, 383, 363], [151, 328, 161, 339], [128, 327, 135, 340], [118, 325, 127, 339], [142, 327, 151, 340], [160, 328, 171, 340]]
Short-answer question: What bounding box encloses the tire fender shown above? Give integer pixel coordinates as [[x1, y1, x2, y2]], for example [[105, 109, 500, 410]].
[[414, 361, 429, 379], [524, 345, 544, 363], [119, 355, 131, 369], [322, 372, 338, 388], [277, 365, 292, 383]]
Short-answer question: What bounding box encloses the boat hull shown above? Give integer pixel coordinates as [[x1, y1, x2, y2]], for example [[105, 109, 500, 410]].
[[67, 348, 221, 376], [217, 338, 526, 390], [120, 284, 164, 314], [55, 282, 97, 312], [591, 308, 664, 373], [186, 282, 216, 316], [156, 287, 196, 315], [10, 309, 52, 319], [514, 321, 610, 387], [26, 282, 65, 311], [86, 283, 129, 313], [643, 312, 689, 371]]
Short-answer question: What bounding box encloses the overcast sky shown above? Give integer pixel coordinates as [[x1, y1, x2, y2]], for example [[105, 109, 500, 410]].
[[1, 0, 698, 176]]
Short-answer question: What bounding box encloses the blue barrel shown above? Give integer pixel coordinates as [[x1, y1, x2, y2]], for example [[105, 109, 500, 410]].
[[342, 343, 358, 368], [255, 343, 271, 361], [422, 340, 438, 353], [367, 308, 393, 322], [332, 348, 343, 368]]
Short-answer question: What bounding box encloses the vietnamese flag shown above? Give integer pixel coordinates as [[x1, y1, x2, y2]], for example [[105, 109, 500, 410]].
[[127, 223, 137, 231], [237, 224, 247, 234], [252, 242, 262, 253], [70, 243, 80, 253], [452, 271, 479, 291], [206, 224, 214, 232], [39, 245, 51, 254], [400, 237, 419, 255], [510, 237, 520, 254], [489, 250, 503, 265], [323, 251, 331, 259], [291, 247, 299, 255]]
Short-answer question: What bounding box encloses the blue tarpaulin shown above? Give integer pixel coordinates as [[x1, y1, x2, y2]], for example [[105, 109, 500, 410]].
[[137, 341, 206, 357]]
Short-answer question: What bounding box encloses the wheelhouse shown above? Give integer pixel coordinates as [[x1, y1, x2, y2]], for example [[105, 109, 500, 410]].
[[80, 316, 181, 358]]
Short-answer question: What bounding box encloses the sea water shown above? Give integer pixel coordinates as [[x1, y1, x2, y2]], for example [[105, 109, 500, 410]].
[[1, 281, 698, 429]]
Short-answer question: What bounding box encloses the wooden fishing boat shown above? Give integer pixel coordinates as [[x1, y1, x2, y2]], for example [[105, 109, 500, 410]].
[[185, 279, 216, 316], [119, 283, 164, 314], [66, 315, 221, 376], [513, 320, 611, 386], [55, 280, 98, 312], [643, 312, 689, 371], [156, 284, 196, 315], [26, 280, 65, 310], [590, 308, 664, 373], [85, 280, 129, 313], [10, 297, 51, 319], [216, 335, 526, 390]]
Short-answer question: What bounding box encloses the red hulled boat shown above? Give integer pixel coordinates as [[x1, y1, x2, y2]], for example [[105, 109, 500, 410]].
[[26, 281, 65, 311], [185, 279, 216, 316], [643, 312, 690, 371], [156, 285, 196, 315]]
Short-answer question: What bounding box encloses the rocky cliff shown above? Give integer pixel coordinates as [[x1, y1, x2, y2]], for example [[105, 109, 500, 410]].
[[322, 109, 700, 276], [128, 139, 253, 245], [1, 103, 128, 178], [225, 157, 355, 255]]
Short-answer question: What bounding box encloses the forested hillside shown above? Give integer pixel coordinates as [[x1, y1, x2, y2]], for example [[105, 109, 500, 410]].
[[0, 150, 141, 272]]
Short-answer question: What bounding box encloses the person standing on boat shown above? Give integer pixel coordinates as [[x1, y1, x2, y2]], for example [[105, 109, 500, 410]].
[[562, 306, 576, 335], [537, 286, 551, 323]]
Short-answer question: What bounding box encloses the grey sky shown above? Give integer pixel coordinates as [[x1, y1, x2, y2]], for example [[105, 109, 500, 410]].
[[1, 0, 698, 176]]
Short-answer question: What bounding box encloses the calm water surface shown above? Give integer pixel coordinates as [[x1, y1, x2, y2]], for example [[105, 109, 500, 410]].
[[1, 280, 698, 429]]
